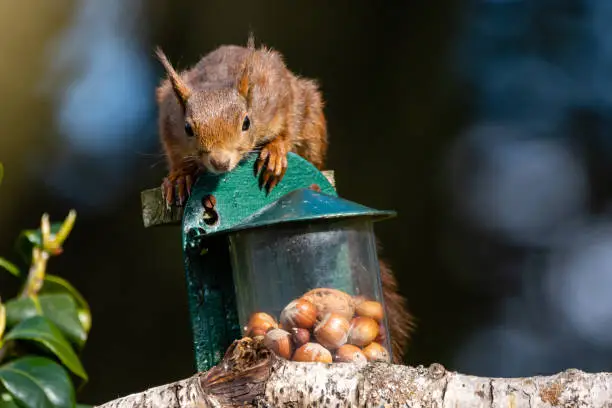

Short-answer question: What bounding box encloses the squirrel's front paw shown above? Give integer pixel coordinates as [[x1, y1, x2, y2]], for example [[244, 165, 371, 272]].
[[162, 171, 196, 207], [255, 139, 288, 193]]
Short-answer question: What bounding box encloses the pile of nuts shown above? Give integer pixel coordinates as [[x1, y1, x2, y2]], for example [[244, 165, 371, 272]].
[[243, 287, 390, 364]]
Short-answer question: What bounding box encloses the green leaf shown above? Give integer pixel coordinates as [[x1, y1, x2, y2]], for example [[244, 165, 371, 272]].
[[14, 224, 63, 264], [4, 316, 87, 381], [5, 294, 87, 349], [0, 259, 20, 278], [76, 405, 92, 408], [41, 275, 91, 334], [0, 301, 5, 340], [0, 356, 75, 408]]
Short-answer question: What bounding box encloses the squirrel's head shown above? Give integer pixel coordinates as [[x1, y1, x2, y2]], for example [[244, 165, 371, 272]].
[[156, 47, 256, 174]]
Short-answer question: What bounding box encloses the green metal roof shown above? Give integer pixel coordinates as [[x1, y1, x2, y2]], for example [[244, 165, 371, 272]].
[[207, 188, 396, 237], [181, 152, 396, 243], [181, 152, 339, 242]]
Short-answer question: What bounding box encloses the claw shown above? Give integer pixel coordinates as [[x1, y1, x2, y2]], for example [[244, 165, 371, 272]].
[[256, 139, 289, 194], [163, 178, 174, 207], [267, 152, 276, 174], [255, 149, 269, 176], [161, 170, 198, 207], [267, 176, 279, 193], [261, 170, 272, 191], [177, 180, 186, 206], [185, 175, 193, 195], [279, 162, 287, 181]]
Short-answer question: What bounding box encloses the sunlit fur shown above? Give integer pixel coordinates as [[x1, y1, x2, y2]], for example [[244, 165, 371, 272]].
[[379, 257, 415, 363], [156, 40, 327, 176]]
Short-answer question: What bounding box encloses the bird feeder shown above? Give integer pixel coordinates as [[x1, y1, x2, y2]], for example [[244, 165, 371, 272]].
[[141, 152, 396, 371]]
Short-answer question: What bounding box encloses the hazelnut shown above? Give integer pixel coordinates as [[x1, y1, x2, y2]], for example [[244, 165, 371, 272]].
[[362, 342, 390, 362], [293, 343, 333, 363], [291, 327, 311, 348], [334, 344, 367, 363], [302, 288, 355, 321], [313, 313, 350, 350], [348, 317, 379, 347], [248, 327, 268, 337], [352, 295, 368, 307], [280, 298, 318, 329], [264, 328, 293, 359], [245, 312, 277, 337], [355, 300, 384, 322]]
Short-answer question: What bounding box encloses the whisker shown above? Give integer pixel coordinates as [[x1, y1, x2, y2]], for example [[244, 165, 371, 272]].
[[148, 159, 167, 169], [132, 150, 168, 169], [179, 156, 203, 168], [134, 150, 166, 158]]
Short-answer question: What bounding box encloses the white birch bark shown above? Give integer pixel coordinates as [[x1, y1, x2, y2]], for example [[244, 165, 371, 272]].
[[97, 339, 612, 408]]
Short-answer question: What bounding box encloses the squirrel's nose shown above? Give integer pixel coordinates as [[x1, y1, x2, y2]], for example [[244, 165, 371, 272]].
[[209, 156, 231, 172]]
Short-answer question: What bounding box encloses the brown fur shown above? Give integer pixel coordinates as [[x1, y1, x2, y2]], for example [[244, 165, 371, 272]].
[[379, 258, 414, 363], [156, 37, 413, 363], [156, 39, 327, 185]]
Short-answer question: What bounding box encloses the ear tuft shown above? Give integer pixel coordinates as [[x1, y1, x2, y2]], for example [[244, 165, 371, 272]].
[[155, 47, 191, 110], [246, 32, 256, 50]]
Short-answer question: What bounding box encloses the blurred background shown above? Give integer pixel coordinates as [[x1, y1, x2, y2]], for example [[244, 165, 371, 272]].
[[2, 0, 612, 404]]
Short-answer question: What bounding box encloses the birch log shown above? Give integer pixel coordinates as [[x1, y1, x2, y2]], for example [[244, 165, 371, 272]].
[[97, 337, 612, 408]]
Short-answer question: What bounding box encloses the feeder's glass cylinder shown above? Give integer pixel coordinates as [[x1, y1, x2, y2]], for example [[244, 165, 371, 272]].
[[228, 218, 392, 363]]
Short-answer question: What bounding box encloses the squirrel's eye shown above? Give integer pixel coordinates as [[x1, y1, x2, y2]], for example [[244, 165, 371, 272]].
[[242, 115, 250, 131], [185, 122, 194, 137]]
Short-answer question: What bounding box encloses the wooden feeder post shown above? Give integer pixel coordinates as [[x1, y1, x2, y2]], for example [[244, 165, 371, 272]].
[[140, 152, 395, 371]]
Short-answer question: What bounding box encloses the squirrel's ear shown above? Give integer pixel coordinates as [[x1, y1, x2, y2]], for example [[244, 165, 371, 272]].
[[237, 65, 250, 101], [155, 47, 191, 110], [237, 39, 256, 103]]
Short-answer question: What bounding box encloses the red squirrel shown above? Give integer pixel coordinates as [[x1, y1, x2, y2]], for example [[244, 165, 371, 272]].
[[155, 37, 413, 363]]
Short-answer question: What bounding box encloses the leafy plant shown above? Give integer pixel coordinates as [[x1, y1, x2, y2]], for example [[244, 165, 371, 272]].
[[0, 164, 92, 408]]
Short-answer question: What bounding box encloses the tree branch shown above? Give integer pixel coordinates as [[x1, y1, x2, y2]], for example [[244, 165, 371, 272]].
[[96, 338, 612, 407]]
